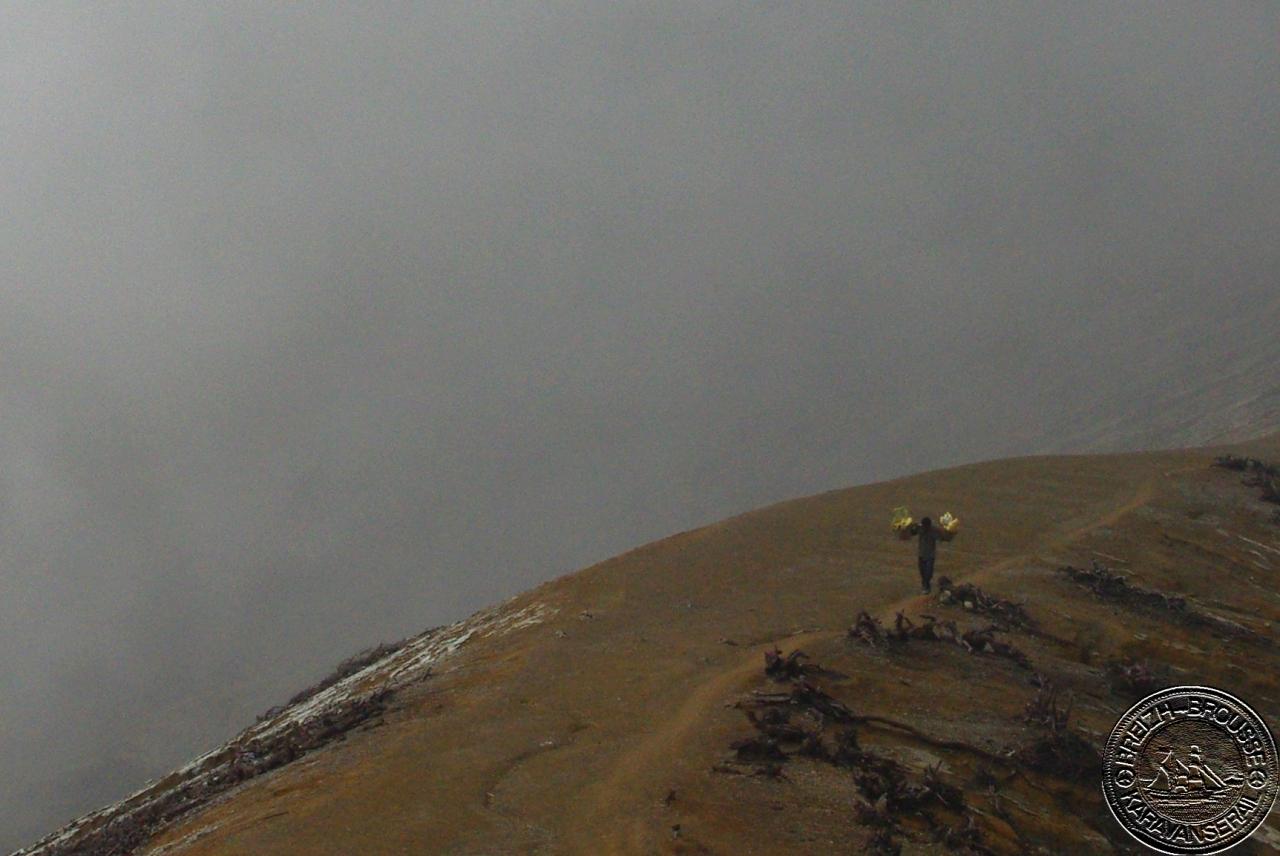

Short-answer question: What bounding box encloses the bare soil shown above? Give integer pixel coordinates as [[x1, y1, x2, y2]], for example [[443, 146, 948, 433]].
[[36, 434, 1280, 855]]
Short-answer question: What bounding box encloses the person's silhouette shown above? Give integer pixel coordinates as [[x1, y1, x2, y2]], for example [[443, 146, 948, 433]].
[[906, 516, 952, 594]]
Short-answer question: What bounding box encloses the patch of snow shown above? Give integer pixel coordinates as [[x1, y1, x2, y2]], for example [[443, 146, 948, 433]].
[[218, 600, 554, 760], [11, 598, 556, 856]]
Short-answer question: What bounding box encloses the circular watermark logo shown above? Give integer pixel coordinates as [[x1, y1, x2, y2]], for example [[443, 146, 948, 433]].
[[1103, 686, 1277, 854]]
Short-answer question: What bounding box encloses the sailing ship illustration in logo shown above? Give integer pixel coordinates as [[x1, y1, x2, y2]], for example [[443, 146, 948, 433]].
[[1141, 744, 1245, 811], [1104, 687, 1278, 854]]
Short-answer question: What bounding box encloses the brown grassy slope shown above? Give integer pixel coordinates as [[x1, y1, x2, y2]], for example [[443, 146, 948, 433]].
[[141, 434, 1280, 855]]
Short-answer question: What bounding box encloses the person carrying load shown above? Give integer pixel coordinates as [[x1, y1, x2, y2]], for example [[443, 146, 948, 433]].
[[892, 507, 958, 594]]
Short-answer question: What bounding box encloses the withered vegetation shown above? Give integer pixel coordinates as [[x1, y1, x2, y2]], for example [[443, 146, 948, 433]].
[[1058, 561, 1266, 644], [281, 639, 409, 710], [935, 577, 1035, 630], [720, 650, 1005, 854], [1013, 681, 1100, 780], [848, 610, 1032, 670], [41, 688, 394, 856], [1214, 455, 1280, 504], [1058, 561, 1187, 612], [763, 647, 821, 682]]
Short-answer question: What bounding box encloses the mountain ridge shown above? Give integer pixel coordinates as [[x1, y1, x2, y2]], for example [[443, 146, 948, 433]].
[[18, 432, 1280, 854]]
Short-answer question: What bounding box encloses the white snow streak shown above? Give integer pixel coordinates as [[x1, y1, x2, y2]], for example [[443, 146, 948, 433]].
[[13, 599, 555, 856]]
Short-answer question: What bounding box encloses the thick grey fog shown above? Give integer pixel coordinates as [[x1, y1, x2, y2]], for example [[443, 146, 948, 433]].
[[3, 3, 1278, 846]]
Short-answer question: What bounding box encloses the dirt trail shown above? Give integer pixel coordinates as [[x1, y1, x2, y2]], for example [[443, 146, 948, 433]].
[[571, 467, 1192, 854]]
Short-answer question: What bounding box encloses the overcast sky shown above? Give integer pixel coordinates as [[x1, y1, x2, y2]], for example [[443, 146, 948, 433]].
[[3, 3, 1279, 847]]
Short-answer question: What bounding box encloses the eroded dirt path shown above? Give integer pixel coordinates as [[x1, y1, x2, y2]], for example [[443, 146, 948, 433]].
[[570, 468, 1192, 855], [95, 446, 1246, 856]]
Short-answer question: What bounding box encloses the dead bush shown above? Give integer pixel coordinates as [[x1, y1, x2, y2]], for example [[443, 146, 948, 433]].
[[722, 651, 989, 853], [285, 640, 407, 708], [764, 648, 819, 681], [1214, 455, 1280, 505], [1014, 685, 1100, 780], [936, 577, 1035, 630]]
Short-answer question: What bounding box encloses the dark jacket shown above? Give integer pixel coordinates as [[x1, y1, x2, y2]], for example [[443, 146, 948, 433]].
[[917, 526, 939, 559], [909, 523, 951, 559]]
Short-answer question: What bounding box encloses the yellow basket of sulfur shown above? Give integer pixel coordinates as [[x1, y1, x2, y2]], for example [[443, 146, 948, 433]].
[[891, 506, 914, 536], [939, 511, 960, 533]]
